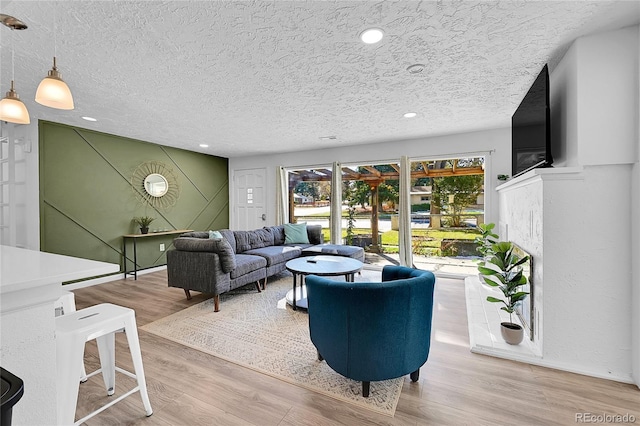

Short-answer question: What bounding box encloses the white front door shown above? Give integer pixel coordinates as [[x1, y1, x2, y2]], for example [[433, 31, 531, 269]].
[[233, 168, 266, 230]]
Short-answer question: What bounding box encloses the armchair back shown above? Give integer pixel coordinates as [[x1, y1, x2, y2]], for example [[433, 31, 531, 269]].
[[305, 265, 436, 383]]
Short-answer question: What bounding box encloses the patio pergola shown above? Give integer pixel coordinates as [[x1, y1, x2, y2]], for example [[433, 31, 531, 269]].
[[287, 160, 484, 252]]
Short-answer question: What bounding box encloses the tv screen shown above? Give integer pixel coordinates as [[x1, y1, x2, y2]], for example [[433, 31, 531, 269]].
[[512, 64, 552, 177]]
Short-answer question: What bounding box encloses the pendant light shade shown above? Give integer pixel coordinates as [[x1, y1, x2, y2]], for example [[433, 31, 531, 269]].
[[35, 57, 74, 110], [0, 80, 30, 124]]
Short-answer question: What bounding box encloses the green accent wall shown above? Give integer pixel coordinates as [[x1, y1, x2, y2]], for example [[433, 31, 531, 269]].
[[39, 121, 229, 277]]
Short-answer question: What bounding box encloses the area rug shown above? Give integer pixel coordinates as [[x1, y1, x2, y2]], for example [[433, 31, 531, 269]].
[[141, 272, 403, 416]]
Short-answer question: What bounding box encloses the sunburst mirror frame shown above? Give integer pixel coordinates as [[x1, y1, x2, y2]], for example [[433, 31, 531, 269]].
[[131, 161, 180, 210]]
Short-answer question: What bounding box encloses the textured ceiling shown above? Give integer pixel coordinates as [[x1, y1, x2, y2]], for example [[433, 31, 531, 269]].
[[1, 1, 638, 158]]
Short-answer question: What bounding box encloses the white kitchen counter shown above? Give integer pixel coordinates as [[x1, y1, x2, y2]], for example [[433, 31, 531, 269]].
[[0, 245, 119, 425]]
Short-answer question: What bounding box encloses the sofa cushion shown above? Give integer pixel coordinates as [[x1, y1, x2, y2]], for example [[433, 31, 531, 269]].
[[284, 223, 310, 244], [234, 228, 274, 253], [301, 244, 365, 262], [209, 230, 223, 239], [173, 237, 237, 273], [219, 229, 237, 253], [180, 231, 209, 239], [306, 224, 323, 245], [245, 245, 302, 266], [283, 243, 314, 250], [231, 254, 267, 279], [266, 225, 286, 245]]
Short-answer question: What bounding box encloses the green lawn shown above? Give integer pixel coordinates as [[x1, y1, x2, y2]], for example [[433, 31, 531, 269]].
[[320, 228, 480, 257]]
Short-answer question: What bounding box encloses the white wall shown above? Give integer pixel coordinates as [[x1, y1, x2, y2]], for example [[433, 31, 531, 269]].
[[542, 166, 632, 380], [575, 26, 638, 166], [632, 24, 640, 388], [229, 127, 511, 229], [501, 25, 639, 384], [549, 42, 577, 167]]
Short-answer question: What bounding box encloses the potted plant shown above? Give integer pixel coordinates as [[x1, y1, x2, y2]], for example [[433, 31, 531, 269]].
[[133, 216, 155, 234], [474, 223, 499, 258], [478, 241, 529, 345], [475, 223, 499, 285]]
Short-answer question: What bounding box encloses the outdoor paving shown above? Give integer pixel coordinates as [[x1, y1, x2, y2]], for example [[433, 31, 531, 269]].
[[364, 252, 478, 276]]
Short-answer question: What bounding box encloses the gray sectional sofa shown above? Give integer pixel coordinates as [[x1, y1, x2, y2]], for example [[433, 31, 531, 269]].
[[166, 224, 364, 311]]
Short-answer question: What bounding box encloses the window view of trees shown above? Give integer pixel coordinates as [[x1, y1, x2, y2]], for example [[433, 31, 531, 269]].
[[294, 181, 330, 205], [288, 157, 485, 271]]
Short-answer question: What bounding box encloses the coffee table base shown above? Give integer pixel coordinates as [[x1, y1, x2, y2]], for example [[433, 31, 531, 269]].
[[285, 256, 363, 311], [286, 271, 356, 310], [285, 285, 308, 309]]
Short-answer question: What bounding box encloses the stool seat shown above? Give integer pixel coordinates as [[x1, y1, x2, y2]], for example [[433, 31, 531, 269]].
[[56, 303, 152, 425]]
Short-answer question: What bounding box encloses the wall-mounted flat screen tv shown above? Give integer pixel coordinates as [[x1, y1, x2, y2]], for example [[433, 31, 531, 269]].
[[512, 64, 553, 178]]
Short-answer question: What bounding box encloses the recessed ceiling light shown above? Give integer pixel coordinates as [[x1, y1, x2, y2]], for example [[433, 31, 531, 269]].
[[403, 112, 418, 118], [81, 116, 97, 122], [199, 144, 209, 148], [407, 64, 425, 74], [319, 136, 337, 141], [359, 28, 384, 44]]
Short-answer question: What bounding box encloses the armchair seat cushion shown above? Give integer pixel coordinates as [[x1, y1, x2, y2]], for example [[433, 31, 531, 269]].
[[230, 254, 267, 279]]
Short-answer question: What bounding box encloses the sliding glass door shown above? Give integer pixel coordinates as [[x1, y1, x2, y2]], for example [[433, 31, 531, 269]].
[[282, 154, 487, 274], [287, 167, 333, 242], [408, 157, 485, 275]]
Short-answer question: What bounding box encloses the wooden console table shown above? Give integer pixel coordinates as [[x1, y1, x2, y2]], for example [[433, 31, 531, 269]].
[[123, 229, 192, 280]]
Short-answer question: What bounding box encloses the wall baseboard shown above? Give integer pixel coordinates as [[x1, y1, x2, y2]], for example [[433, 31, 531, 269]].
[[64, 265, 167, 291]]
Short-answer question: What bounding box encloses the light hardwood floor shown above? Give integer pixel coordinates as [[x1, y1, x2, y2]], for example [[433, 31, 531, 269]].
[[72, 271, 640, 426]]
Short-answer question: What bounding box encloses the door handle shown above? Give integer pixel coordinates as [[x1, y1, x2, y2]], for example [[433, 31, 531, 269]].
[[261, 214, 266, 221]]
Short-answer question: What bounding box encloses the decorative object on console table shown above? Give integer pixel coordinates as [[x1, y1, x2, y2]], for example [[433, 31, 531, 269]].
[[478, 241, 529, 345], [123, 229, 193, 280], [133, 216, 155, 234]]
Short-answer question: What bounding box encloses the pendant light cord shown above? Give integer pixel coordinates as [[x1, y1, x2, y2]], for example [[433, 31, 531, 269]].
[[53, 5, 57, 58], [10, 27, 15, 82]]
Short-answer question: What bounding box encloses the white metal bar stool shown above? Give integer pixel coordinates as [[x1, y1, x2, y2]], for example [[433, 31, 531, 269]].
[[54, 292, 88, 382], [55, 303, 153, 425]]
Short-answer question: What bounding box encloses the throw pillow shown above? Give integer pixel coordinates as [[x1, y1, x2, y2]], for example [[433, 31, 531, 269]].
[[208, 230, 223, 239], [213, 238, 236, 273], [284, 222, 309, 244]]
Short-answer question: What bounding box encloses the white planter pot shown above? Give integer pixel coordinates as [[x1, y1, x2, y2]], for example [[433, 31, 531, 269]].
[[500, 322, 524, 345]]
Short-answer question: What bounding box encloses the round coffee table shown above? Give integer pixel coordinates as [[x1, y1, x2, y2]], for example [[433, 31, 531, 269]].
[[285, 255, 363, 310]]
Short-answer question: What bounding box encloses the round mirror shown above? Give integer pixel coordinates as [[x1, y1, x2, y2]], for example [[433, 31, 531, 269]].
[[143, 173, 169, 197]]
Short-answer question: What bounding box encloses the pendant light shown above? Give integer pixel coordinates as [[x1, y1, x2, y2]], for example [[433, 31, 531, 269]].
[[35, 57, 74, 109], [0, 81, 30, 124], [35, 6, 74, 110], [0, 16, 30, 124]]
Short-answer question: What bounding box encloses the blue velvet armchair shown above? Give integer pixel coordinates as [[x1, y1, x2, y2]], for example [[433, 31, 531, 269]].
[[305, 265, 436, 397]]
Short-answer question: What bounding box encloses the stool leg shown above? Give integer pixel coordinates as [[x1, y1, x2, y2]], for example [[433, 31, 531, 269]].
[[124, 316, 153, 416], [96, 332, 116, 396], [56, 331, 86, 426], [58, 292, 88, 382]]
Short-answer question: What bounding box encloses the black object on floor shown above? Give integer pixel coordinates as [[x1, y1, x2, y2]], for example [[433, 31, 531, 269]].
[[1, 367, 24, 426]]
